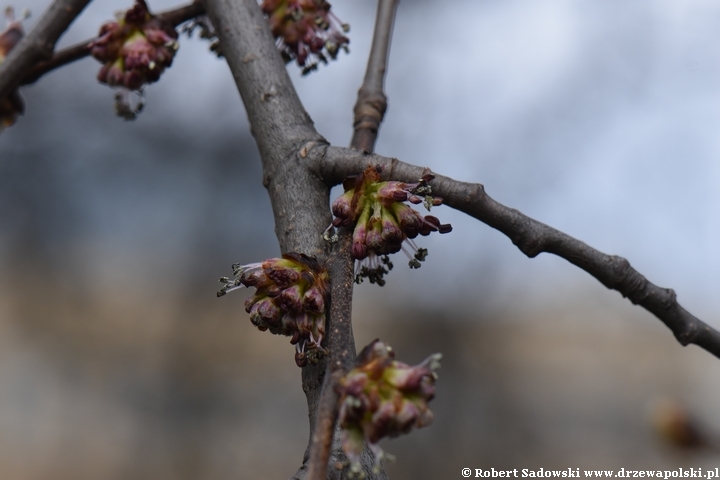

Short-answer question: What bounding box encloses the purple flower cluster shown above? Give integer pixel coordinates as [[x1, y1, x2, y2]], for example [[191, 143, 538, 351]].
[[218, 253, 329, 367], [338, 339, 441, 466], [91, 0, 178, 91], [261, 0, 349, 75], [329, 165, 452, 286]]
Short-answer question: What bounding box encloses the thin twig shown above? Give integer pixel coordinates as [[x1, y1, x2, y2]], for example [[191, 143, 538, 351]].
[[310, 146, 720, 360], [350, 0, 399, 152], [306, 229, 356, 480], [0, 0, 92, 100], [21, 1, 206, 85]]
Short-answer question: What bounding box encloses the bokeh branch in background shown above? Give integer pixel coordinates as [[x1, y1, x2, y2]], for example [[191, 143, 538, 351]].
[[306, 1, 399, 477], [0, 0, 92, 100], [309, 147, 720, 360]]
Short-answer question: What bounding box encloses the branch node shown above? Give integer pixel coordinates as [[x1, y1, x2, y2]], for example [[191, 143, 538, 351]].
[[661, 287, 677, 309], [299, 141, 317, 159]]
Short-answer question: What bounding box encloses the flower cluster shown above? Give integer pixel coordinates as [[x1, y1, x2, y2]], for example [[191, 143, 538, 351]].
[[0, 7, 27, 130], [328, 165, 452, 286], [218, 253, 329, 367], [91, 0, 178, 118], [261, 0, 349, 75], [338, 339, 441, 466]]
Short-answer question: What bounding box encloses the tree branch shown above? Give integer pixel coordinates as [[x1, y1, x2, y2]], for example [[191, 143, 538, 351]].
[[203, 0, 328, 255], [304, 3, 401, 475], [306, 229, 356, 480], [200, 1, 385, 478], [201, 0, 333, 442], [21, 1, 206, 85], [350, 0, 398, 152], [309, 146, 720, 360], [0, 0, 92, 100]]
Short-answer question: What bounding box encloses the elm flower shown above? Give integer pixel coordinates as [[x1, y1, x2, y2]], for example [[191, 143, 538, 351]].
[[90, 0, 179, 118], [261, 0, 349, 75], [0, 7, 27, 130], [327, 165, 452, 286], [217, 253, 329, 367], [337, 339, 442, 467]]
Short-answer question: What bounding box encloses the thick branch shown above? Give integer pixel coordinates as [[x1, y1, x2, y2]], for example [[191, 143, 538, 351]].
[[0, 0, 92, 100], [350, 0, 398, 152], [21, 1, 206, 85], [203, 0, 327, 255], [310, 146, 720, 360], [200, 1, 378, 478]]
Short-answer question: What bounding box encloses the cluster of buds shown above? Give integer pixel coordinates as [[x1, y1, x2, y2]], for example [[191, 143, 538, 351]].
[[217, 253, 329, 367], [91, 0, 178, 118], [328, 165, 452, 286], [338, 339, 441, 466], [261, 0, 349, 75], [0, 7, 27, 130]]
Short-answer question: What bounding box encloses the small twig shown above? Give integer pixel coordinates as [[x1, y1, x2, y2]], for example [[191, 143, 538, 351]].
[[310, 146, 720, 360], [350, 0, 399, 152], [306, 229, 356, 480], [21, 1, 206, 85], [0, 0, 92, 100]]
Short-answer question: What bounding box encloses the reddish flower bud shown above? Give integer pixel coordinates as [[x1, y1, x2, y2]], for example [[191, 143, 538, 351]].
[[327, 165, 451, 284], [338, 339, 441, 466], [218, 253, 329, 366], [380, 209, 403, 245], [260, 0, 349, 74], [302, 285, 325, 314], [276, 283, 303, 313], [331, 190, 355, 224], [248, 297, 282, 331], [91, 0, 178, 117]]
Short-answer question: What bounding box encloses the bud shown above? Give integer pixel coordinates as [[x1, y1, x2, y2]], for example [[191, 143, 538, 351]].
[[218, 252, 329, 366], [338, 339, 441, 465], [260, 0, 350, 74], [91, 0, 179, 118], [327, 165, 452, 285]]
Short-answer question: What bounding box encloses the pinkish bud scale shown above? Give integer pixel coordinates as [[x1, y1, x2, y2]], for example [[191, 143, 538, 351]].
[[217, 253, 329, 367], [337, 339, 441, 467], [328, 165, 452, 285]]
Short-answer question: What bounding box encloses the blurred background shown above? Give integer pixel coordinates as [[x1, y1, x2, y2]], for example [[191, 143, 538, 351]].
[[1, 0, 720, 478]]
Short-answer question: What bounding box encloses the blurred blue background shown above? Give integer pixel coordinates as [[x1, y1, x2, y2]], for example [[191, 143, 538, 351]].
[[1, 1, 720, 478]]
